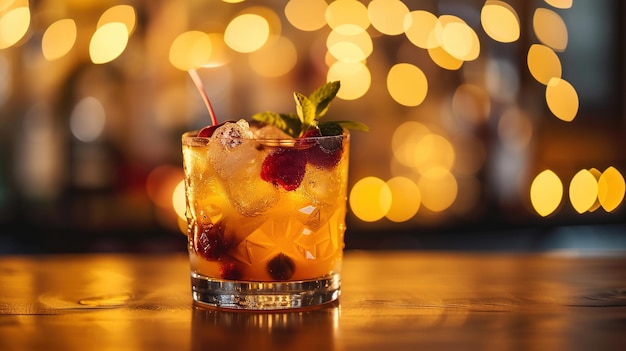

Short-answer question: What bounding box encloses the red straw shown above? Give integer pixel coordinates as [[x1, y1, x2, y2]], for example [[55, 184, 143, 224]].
[[188, 68, 218, 126]]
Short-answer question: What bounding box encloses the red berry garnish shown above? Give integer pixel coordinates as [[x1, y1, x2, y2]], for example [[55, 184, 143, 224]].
[[220, 262, 243, 280], [198, 125, 218, 137], [302, 128, 343, 169], [260, 148, 307, 191], [266, 253, 295, 281], [194, 222, 230, 261]]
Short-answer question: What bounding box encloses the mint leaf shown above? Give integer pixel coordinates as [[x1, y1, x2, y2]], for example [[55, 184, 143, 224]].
[[251, 111, 302, 137], [251, 81, 368, 138], [293, 92, 317, 135], [309, 81, 340, 118], [328, 120, 370, 133], [317, 122, 344, 136]]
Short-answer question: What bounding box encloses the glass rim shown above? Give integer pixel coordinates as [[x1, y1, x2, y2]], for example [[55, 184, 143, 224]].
[[182, 129, 350, 145]]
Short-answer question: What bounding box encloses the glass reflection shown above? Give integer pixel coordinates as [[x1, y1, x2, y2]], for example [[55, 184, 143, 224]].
[[191, 303, 339, 351]]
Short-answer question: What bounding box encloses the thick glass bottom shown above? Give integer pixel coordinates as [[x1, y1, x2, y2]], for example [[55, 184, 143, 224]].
[[191, 272, 341, 310]]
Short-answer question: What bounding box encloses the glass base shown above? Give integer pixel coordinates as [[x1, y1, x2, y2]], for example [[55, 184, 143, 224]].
[[190, 272, 341, 310]]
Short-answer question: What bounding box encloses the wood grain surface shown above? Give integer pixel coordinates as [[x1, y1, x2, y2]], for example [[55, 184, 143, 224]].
[[1, 251, 625, 350]]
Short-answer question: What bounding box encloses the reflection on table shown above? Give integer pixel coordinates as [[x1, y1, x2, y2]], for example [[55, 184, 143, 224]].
[[1, 251, 626, 350]]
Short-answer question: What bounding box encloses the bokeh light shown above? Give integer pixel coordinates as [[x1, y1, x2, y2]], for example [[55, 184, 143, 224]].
[[224, 13, 270, 53], [327, 61, 370, 100], [533, 7, 568, 52], [42, 19, 77, 61], [440, 20, 480, 61], [527, 44, 562, 85], [417, 167, 457, 212], [285, 0, 327, 32], [569, 169, 599, 214], [146, 165, 185, 210], [89, 22, 129, 64], [172, 180, 186, 220], [404, 10, 438, 49], [2, 0, 622, 233], [169, 31, 212, 71], [597, 167, 625, 212], [249, 35, 297, 77], [349, 177, 392, 222], [385, 176, 421, 222], [428, 46, 463, 70], [325, 0, 370, 34], [545, 0, 573, 9], [587, 168, 602, 212], [530, 170, 563, 217], [392, 121, 431, 168], [97, 4, 136, 35], [481, 1, 520, 43], [545, 77, 578, 122], [327, 25, 372, 63], [387, 63, 428, 106], [368, 0, 409, 36], [0, 4, 30, 49]]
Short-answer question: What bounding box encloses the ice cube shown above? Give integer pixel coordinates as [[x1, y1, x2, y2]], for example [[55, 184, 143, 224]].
[[212, 119, 254, 149], [224, 164, 280, 216], [302, 165, 342, 205], [253, 124, 292, 140]]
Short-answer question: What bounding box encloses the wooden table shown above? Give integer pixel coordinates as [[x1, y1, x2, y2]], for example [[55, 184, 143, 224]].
[[1, 251, 625, 350]]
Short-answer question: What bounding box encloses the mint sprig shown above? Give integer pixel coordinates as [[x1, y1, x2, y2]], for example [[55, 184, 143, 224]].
[[252, 81, 369, 138]]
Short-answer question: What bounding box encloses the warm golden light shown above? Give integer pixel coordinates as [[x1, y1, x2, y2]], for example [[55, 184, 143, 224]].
[[249, 35, 297, 77], [42, 19, 76, 61], [285, 0, 327, 31], [545, 77, 578, 122], [587, 168, 602, 212], [545, 0, 573, 10], [597, 167, 625, 212], [172, 180, 186, 220], [325, 0, 370, 34], [441, 20, 480, 61], [428, 46, 463, 70], [481, 1, 520, 43], [533, 8, 568, 52], [327, 61, 370, 100], [146, 165, 185, 210], [203, 33, 232, 68], [0, 5, 30, 49], [417, 167, 457, 212], [327, 25, 372, 63], [527, 44, 562, 85], [404, 10, 438, 49], [392, 121, 431, 168], [224, 13, 270, 53], [413, 134, 455, 174], [89, 22, 129, 64], [530, 170, 563, 217], [367, 0, 409, 36], [0, 0, 16, 12], [349, 177, 392, 222], [169, 31, 212, 71], [385, 176, 421, 222], [569, 169, 599, 214], [387, 63, 428, 107], [97, 4, 136, 35]]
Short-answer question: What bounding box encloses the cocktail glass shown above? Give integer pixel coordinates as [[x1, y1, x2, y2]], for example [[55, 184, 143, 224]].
[[182, 121, 349, 310]]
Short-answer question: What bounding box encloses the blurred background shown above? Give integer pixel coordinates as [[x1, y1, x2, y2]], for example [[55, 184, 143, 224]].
[[1, 0, 625, 254]]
